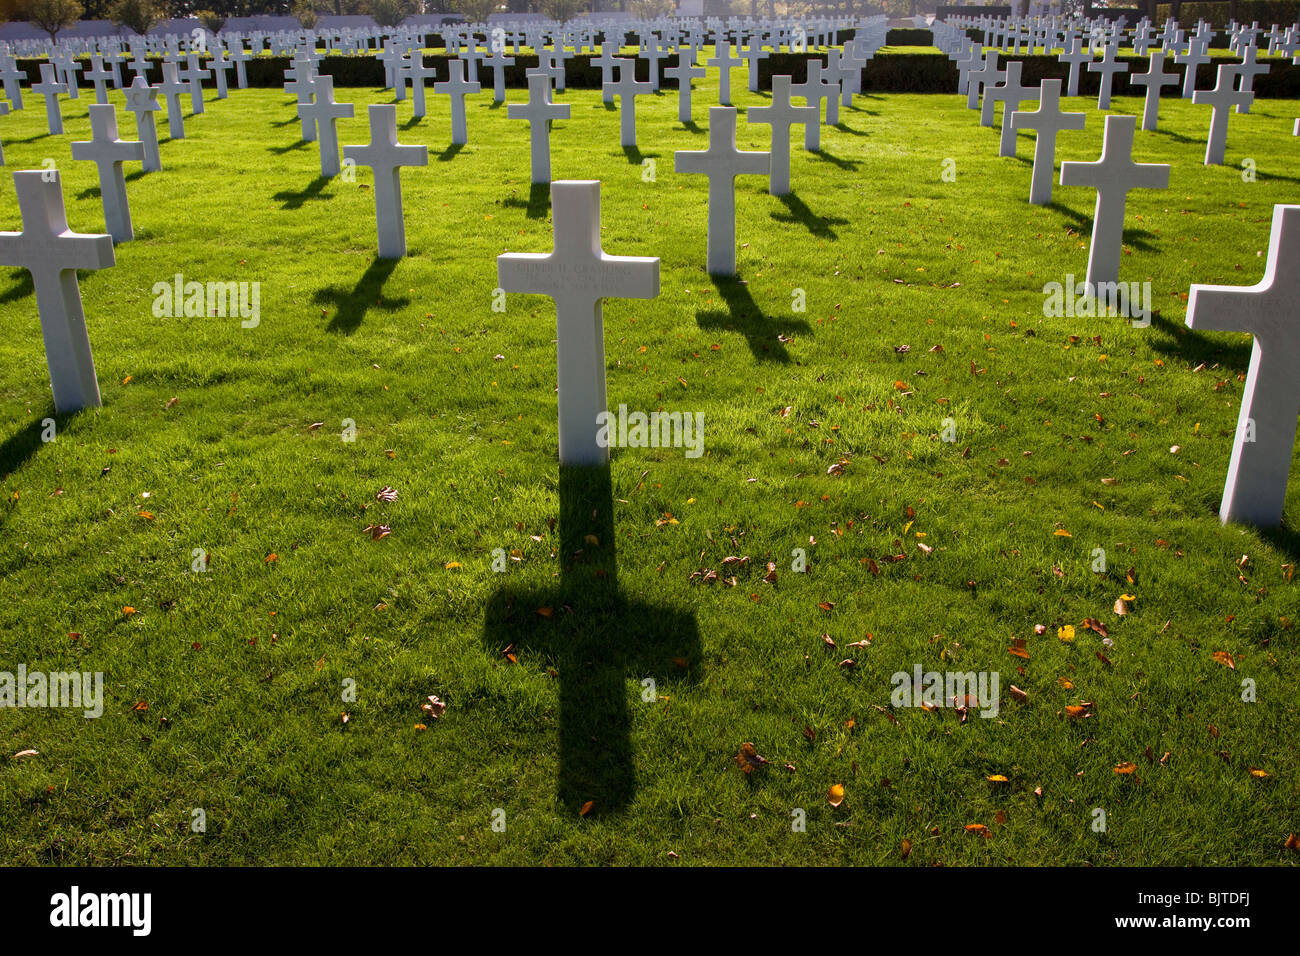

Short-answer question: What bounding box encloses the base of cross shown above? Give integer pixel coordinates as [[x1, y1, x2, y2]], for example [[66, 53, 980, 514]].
[[481, 465, 701, 815]]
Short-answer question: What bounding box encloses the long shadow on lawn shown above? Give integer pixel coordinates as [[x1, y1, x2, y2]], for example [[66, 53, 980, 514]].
[[268, 137, 309, 155], [0, 411, 54, 485], [771, 191, 849, 239], [482, 464, 701, 816], [315, 257, 406, 334], [273, 176, 334, 210], [503, 182, 550, 219], [697, 275, 811, 361], [810, 148, 859, 172], [0, 269, 34, 305], [1147, 310, 1252, 370]]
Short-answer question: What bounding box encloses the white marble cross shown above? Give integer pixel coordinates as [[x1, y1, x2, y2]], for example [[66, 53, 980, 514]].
[[180, 52, 210, 115], [482, 47, 515, 103], [496, 180, 659, 466], [343, 104, 427, 259], [85, 54, 114, 104], [1193, 64, 1254, 165], [708, 40, 743, 105], [1186, 203, 1300, 525], [209, 47, 232, 99], [605, 57, 652, 148], [739, 37, 769, 93], [790, 59, 833, 150], [1087, 42, 1129, 110], [0, 171, 115, 414], [593, 43, 619, 104], [32, 63, 66, 136], [434, 57, 480, 145], [1060, 114, 1170, 290], [642, 42, 670, 91], [299, 74, 353, 177], [1130, 52, 1179, 131], [407, 53, 437, 119], [1175, 36, 1211, 97], [748, 74, 817, 195], [674, 106, 770, 276], [508, 73, 569, 183], [125, 76, 162, 172], [228, 43, 251, 89], [1231, 43, 1269, 113], [967, 50, 1004, 111], [1010, 78, 1085, 204], [71, 104, 145, 243], [154, 60, 189, 140], [284, 57, 317, 142], [1058, 34, 1093, 97], [0, 55, 26, 110], [665, 49, 705, 124], [984, 60, 1032, 158]]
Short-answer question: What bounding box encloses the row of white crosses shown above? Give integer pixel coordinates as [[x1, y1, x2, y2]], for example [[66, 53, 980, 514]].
[[943, 18, 1300, 524]]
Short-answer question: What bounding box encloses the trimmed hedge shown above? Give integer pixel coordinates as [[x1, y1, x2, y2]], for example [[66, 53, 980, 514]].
[[22, 50, 1300, 97]]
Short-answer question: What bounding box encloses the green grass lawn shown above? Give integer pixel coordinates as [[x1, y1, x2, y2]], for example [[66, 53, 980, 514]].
[[0, 62, 1297, 865]]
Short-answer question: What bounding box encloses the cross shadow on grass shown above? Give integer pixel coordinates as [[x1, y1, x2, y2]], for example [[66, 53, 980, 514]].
[[0, 408, 55, 481], [436, 142, 465, 161], [1150, 125, 1201, 146], [621, 144, 658, 164], [314, 257, 407, 334], [503, 182, 550, 219], [268, 137, 309, 155], [771, 191, 849, 239], [273, 176, 334, 210], [696, 275, 811, 362], [1044, 199, 1090, 228], [810, 147, 859, 171], [679, 119, 704, 134], [401, 113, 425, 129], [1147, 310, 1252, 369], [832, 120, 872, 134], [0, 268, 34, 304], [482, 464, 701, 816]]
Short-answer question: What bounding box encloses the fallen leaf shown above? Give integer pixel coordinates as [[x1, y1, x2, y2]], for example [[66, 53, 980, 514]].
[[827, 783, 846, 807], [735, 742, 769, 774]]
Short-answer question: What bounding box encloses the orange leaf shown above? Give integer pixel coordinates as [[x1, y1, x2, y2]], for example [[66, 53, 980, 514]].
[[579, 801, 594, 817], [1212, 650, 1236, 670], [1114, 762, 1138, 774], [827, 783, 846, 807]]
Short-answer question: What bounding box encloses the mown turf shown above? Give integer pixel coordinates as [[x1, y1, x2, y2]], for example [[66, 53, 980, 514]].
[[0, 58, 1297, 865]]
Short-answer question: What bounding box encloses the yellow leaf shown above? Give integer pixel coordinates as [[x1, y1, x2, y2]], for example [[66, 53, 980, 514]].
[[1054, 529, 1072, 537], [1114, 762, 1138, 774], [986, 774, 1008, 782], [444, 561, 461, 569], [1057, 624, 1076, 642], [827, 784, 846, 807]]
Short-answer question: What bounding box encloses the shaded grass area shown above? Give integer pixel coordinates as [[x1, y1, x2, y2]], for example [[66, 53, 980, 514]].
[[0, 76, 1297, 865]]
